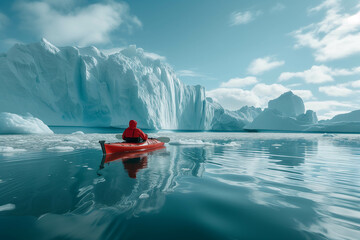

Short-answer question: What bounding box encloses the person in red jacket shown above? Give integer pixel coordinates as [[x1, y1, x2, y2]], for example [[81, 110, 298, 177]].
[[122, 120, 148, 143]]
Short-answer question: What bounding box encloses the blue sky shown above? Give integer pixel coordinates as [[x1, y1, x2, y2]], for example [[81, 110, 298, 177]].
[[1, 0, 360, 119]]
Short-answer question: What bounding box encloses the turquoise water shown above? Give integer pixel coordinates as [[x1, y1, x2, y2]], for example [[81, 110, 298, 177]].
[[0, 132, 359, 240]]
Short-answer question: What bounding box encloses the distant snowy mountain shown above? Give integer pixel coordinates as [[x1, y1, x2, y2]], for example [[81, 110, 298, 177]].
[[0, 39, 253, 131], [328, 110, 360, 123]]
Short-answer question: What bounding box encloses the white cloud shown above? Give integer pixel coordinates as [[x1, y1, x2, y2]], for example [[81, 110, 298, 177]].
[[271, 3, 286, 13], [206, 88, 261, 110], [15, 1, 142, 46], [319, 85, 354, 97], [309, 0, 340, 12], [349, 80, 360, 88], [248, 56, 285, 75], [251, 83, 288, 100], [220, 77, 258, 88], [279, 65, 333, 83], [229, 11, 261, 26], [279, 65, 360, 84], [293, 0, 360, 61], [292, 90, 314, 100], [0, 12, 9, 30]]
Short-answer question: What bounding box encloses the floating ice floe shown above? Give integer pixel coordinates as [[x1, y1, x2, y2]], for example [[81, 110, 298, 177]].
[[0, 146, 26, 153], [72, 131, 85, 135], [0, 203, 16, 212], [139, 193, 149, 199], [0, 112, 53, 134]]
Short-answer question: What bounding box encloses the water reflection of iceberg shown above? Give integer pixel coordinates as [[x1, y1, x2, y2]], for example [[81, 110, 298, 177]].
[[36, 145, 207, 239], [264, 138, 318, 167]]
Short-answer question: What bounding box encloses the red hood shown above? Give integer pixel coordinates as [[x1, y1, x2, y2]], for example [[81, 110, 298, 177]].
[[129, 120, 137, 129]]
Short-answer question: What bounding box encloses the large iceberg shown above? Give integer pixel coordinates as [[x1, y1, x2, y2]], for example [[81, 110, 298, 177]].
[[0, 39, 229, 130], [268, 91, 305, 117], [244, 91, 318, 132]]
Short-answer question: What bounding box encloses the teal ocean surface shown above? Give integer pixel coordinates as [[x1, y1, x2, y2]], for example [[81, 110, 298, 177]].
[[0, 131, 359, 240]]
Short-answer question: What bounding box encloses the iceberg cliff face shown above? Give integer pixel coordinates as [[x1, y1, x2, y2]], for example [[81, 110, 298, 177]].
[[0, 39, 212, 130]]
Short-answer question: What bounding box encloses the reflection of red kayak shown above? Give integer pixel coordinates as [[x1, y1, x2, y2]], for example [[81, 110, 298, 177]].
[[99, 146, 165, 179], [104, 146, 166, 163], [99, 139, 165, 154]]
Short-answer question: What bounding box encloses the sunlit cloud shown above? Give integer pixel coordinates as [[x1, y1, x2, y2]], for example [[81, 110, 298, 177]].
[[319, 85, 354, 97], [293, 0, 360, 61], [15, 1, 142, 46], [248, 56, 285, 75], [349, 80, 360, 88], [220, 77, 258, 88], [229, 10, 262, 26], [292, 90, 314, 100], [279, 65, 360, 84]]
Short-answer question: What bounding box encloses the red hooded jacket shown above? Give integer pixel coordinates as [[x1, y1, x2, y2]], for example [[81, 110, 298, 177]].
[[122, 120, 148, 141]]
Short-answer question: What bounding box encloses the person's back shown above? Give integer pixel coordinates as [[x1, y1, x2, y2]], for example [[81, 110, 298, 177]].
[[122, 120, 148, 143]]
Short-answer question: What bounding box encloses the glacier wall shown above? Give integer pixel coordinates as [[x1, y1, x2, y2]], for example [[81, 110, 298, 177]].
[[0, 39, 213, 130]]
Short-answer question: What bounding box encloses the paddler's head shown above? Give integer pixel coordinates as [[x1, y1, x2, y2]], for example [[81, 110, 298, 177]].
[[129, 120, 137, 129]]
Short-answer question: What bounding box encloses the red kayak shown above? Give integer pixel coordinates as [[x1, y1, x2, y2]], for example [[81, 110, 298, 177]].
[[99, 139, 165, 154]]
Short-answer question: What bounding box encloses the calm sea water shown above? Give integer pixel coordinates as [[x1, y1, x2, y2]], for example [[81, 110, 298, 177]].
[[0, 131, 359, 240]]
